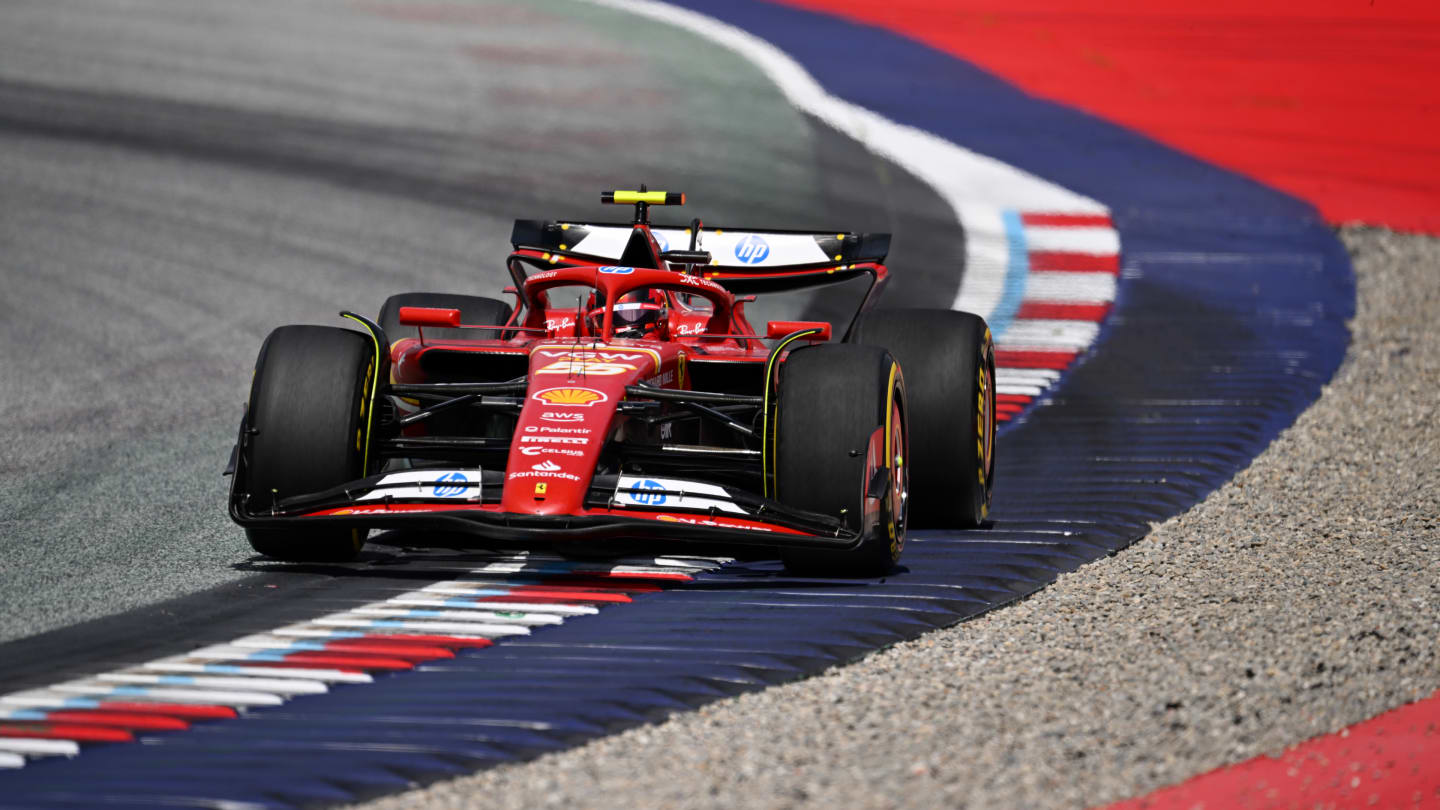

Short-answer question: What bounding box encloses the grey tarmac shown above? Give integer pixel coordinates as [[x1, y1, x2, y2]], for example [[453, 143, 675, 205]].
[[0, 0, 958, 644]]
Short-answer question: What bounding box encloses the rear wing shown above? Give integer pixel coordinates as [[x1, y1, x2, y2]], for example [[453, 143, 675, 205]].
[[510, 219, 890, 294]]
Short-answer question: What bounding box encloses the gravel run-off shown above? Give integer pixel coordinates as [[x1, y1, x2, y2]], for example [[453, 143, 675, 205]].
[[355, 226, 1439, 809]]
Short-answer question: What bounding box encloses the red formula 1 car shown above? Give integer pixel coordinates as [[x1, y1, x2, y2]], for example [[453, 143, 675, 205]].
[[227, 190, 996, 576]]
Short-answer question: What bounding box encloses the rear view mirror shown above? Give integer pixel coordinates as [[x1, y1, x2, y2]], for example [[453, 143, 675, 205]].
[[765, 320, 831, 341], [397, 307, 461, 328]]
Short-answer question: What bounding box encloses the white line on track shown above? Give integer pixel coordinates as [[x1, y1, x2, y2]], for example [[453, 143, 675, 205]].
[[587, 0, 1113, 335]]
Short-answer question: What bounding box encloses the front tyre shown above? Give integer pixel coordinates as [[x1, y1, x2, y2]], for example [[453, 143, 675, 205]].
[[774, 344, 908, 577], [242, 325, 374, 562], [854, 308, 995, 527]]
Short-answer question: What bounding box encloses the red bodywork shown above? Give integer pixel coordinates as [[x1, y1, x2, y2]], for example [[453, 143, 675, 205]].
[[232, 209, 896, 551]]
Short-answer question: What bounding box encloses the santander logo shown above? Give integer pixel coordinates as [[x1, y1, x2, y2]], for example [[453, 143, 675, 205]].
[[531, 460, 562, 472]]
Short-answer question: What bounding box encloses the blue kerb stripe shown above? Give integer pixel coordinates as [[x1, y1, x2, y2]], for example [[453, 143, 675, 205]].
[[985, 210, 1028, 339], [7, 711, 43, 721], [156, 676, 194, 686]]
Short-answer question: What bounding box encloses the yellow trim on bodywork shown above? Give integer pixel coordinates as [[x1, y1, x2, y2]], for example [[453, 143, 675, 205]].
[[341, 313, 384, 475], [761, 328, 823, 498], [884, 361, 898, 469]]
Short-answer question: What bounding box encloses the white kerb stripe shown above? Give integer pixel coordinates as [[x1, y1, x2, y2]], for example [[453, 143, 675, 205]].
[[0, 751, 24, 769], [50, 682, 284, 707], [384, 597, 597, 615], [347, 607, 563, 626], [309, 618, 530, 637], [142, 661, 372, 684], [996, 368, 1062, 384], [1024, 272, 1117, 303], [997, 320, 1101, 350], [997, 383, 1046, 396], [1024, 225, 1120, 255], [97, 672, 327, 696], [0, 739, 79, 757], [0, 692, 81, 709]]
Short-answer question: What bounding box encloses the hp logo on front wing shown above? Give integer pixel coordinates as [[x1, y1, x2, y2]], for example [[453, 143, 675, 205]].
[[431, 472, 469, 497]]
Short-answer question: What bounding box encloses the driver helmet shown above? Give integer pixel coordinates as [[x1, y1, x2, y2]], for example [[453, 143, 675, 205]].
[[587, 288, 668, 338]]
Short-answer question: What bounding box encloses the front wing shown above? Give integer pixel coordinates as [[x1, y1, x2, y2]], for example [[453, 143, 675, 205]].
[[229, 468, 863, 551]]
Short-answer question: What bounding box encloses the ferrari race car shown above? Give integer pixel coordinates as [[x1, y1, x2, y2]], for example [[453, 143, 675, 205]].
[[227, 190, 996, 576]]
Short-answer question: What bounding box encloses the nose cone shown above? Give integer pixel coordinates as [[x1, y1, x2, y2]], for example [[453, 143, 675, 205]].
[[499, 345, 659, 515]]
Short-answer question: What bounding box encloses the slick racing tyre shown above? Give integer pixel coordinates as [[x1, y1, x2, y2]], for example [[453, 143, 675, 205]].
[[378, 292, 513, 343], [854, 308, 995, 527], [242, 325, 374, 562], [774, 344, 908, 577]]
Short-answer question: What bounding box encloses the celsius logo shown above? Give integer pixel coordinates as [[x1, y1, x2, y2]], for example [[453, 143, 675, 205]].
[[630, 479, 667, 506], [432, 471, 469, 498], [733, 234, 770, 265], [532, 460, 562, 472], [598, 265, 634, 275]]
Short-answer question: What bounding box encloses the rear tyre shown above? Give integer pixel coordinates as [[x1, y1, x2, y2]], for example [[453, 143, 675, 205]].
[[378, 292, 513, 343], [243, 325, 374, 562], [774, 344, 908, 577], [854, 308, 995, 527]]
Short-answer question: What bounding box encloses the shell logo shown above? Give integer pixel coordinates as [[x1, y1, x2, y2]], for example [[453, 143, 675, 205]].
[[532, 387, 608, 407]]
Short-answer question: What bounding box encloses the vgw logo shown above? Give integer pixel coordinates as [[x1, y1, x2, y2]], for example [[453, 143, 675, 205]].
[[733, 234, 770, 265], [432, 471, 469, 497], [631, 479, 667, 506]]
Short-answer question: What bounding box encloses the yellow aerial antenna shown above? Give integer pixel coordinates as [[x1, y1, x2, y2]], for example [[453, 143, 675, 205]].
[[602, 185, 684, 224]]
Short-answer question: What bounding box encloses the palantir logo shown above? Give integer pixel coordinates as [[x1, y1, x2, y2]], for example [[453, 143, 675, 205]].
[[733, 234, 770, 265], [631, 479, 667, 506], [432, 471, 468, 497]]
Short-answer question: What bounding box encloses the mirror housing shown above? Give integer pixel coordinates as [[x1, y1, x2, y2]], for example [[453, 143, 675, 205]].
[[398, 307, 461, 328], [765, 320, 831, 341]]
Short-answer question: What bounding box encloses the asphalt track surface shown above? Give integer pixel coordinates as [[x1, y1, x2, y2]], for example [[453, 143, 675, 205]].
[[1, 2, 1432, 809], [0, 0, 964, 644]]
